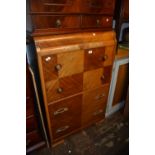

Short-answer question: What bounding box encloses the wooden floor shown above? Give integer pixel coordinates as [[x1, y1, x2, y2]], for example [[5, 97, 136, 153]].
[[28, 112, 129, 155]]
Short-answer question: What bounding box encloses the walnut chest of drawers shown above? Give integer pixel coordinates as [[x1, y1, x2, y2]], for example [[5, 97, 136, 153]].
[[34, 31, 116, 145]]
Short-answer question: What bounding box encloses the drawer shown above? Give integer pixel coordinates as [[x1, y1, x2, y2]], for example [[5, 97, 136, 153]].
[[26, 116, 38, 133], [82, 85, 109, 125], [45, 73, 83, 103], [32, 15, 81, 30], [83, 67, 112, 91], [81, 15, 113, 28], [84, 47, 105, 71], [48, 95, 82, 139], [26, 130, 43, 148], [80, 0, 115, 14], [30, 0, 76, 13], [42, 50, 84, 82]]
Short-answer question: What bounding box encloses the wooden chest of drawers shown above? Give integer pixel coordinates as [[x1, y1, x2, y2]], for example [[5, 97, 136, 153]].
[[28, 0, 116, 35], [34, 31, 116, 144]]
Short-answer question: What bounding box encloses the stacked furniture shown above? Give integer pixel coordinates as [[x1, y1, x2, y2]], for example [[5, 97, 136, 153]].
[[26, 62, 46, 153], [27, 0, 117, 146]]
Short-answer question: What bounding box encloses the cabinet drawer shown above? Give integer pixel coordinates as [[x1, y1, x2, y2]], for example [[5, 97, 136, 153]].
[[26, 116, 38, 133], [46, 73, 83, 103], [32, 15, 81, 30], [84, 47, 105, 71], [81, 15, 113, 28], [48, 95, 82, 139], [80, 0, 115, 14], [30, 0, 76, 13], [26, 130, 43, 148], [82, 85, 109, 125], [42, 50, 84, 82]]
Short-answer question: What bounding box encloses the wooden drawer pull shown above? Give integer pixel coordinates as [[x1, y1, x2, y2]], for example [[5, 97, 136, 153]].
[[96, 19, 100, 26], [95, 93, 106, 100], [57, 87, 63, 93], [55, 19, 62, 28], [55, 64, 62, 71], [54, 107, 68, 116], [56, 125, 70, 133], [93, 109, 103, 116]]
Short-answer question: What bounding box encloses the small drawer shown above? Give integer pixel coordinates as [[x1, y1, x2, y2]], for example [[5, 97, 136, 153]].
[[84, 47, 105, 71], [81, 15, 113, 28], [48, 95, 82, 139], [46, 73, 83, 103], [80, 0, 115, 14], [32, 15, 81, 30], [26, 116, 38, 133], [26, 130, 42, 148]]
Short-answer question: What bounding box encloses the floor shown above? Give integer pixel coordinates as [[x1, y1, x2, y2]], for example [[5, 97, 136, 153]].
[[29, 112, 129, 155]]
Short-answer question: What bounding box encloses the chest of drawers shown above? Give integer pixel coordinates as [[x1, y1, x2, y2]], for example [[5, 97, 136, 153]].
[[28, 0, 116, 35], [34, 31, 116, 145]]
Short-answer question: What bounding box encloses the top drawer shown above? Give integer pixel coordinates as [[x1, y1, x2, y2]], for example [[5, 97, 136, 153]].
[[29, 0, 76, 13], [80, 0, 115, 14]]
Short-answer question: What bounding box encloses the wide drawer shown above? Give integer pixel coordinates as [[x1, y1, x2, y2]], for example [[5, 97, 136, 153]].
[[32, 15, 81, 30], [48, 95, 82, 139], [81, 15, 113, 28], [30, 0, 76, 13]]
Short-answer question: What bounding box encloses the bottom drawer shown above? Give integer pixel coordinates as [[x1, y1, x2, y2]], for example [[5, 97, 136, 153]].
[[26, 130, 43, 148]]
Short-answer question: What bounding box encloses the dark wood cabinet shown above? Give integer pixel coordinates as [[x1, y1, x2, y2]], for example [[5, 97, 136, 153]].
[[26, 62, 46, 153], [27, 0, 116, 35]]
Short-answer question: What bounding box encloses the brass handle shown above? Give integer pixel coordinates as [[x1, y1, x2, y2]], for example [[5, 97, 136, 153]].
[[54, 107, 68, 116], [95, 93, 106, 100], [56, 125, 70, 133], [57, 87, 63, 93], [93, 109, 103, 116], [96, 19, 100, 26], [55, 64, 62, 71], [55, 19, 61, 28]]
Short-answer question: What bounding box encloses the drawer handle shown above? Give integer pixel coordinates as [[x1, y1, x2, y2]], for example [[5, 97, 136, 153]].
[[56, 125, 70, 133], [54, 107, 68, 116], [96, 19, 100, 26], [93, 109, 103, 116], [95, 93, 106, 100], [55, 19, 62, 28], [99, 55, 108, 61], [57, 87, 63, 93], [104, 55, 108, 60], [55, 64, 62, 71], [101, 75, 105, 81]]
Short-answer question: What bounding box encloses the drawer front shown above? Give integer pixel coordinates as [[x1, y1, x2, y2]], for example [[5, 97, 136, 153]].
[[30, 0, 76, 13], [42, 50, 84, 82], [32, 15, 81, 30], [83, 67, 112, 91], [84, 47, 105, 71], [48, 95, 82, 139], [26, 116, 38, 133], [80, 0, 115, 14], [26, 130, 43, 148], [81, 15, 113, 28], [82, 85, 109, 125], [45, 73, 83, 103]]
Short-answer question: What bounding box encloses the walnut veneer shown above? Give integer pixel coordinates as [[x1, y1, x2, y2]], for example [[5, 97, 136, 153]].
[[34, 31, 116, 145]]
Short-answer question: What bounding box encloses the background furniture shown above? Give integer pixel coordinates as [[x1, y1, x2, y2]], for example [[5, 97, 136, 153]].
[[26, 59, 49, 153], [106, 47, 129, 116], [27, 0, 116, 36]]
